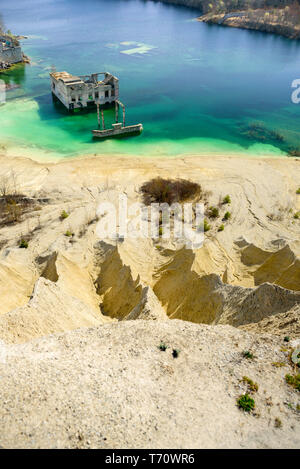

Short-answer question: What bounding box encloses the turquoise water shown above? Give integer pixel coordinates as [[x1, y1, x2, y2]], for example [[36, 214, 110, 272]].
[[1, 0, 300, 159]]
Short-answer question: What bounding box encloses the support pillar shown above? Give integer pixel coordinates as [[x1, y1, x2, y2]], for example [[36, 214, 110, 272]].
[[101, 108, 105, 130], [115, 101, 119, 123], [96, 104, 100, 129]]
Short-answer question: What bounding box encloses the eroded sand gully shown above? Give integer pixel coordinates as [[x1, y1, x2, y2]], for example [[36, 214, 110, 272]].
[[0, 153, 299, 343]]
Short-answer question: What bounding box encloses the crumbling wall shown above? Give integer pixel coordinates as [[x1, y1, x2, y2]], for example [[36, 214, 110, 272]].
[[0, 44, 23, 64]]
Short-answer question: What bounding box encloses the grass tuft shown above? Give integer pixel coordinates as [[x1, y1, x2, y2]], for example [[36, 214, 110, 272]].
[[204, 219, 211, 232], [223, 195, 231, 204], [60, 210, 69, 220], [158, 342, 168, 352], [19, 239, 28, 249], [242, 376, 259, 393], [237, 394, 255, 412], [285, 373, 300, 391], [209, 206, 219, 218]]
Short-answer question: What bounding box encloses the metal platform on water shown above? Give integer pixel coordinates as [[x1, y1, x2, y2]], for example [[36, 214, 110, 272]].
[[92, 123, 143, 139], [92, 99, 143, 139]]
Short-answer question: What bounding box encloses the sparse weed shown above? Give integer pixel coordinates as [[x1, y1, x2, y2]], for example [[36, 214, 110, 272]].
[[19, 239, 28, 249], [285, 374, 300, 391], [242, 376, 259, 393], [158, 342, 168, 352], [60, 210, 69, 220], [204, 219, 211, 232], [274, 417, 282, 428], [272, 362, 286, 368], [280, 347, 289, 352], [209, 206, 219, 218]]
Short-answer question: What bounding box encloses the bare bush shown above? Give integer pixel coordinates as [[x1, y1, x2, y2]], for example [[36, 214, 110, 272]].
[[140, 177, 202, 206], [0, 171, 38, 226]]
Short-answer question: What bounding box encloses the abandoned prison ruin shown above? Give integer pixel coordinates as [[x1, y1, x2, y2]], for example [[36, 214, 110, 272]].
[[50, 71, 119, 110]]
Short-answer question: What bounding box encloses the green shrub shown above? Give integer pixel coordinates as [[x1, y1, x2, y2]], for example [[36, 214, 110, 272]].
[[218, 224, 224, 232], [172, 349, 180, 358], [285, 374, 300, 391], [60, 210, 69, 220], [237, 394, 255, 412], [284, 336, 290, 342], [209, 206, 219, 218], [158, 342, 168, 352], [224, 211, 231, 220], [64, 230, 73, 237], [296, 188, 300, 195], [223, 195, 231, 204], [204, 219, 211, 232], [19, 239, 28, 249], [294, 212, 300, 220], [242, 350, 254, 360]]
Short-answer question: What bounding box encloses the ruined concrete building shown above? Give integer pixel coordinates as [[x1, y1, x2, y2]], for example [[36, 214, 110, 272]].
[[50, 71, 119, 111], [0, 34, 23, 69]]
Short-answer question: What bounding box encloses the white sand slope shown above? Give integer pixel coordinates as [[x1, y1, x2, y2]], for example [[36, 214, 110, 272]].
[[0, 320, 299, 449], [0, 152, 299, 448], [0, 153, 299, 341]]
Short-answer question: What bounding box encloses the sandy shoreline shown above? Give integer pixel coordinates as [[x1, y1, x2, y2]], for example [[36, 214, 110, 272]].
[[0, 143, 294, 169]]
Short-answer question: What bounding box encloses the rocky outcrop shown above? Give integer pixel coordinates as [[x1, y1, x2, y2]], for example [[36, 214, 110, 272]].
[[153, 1, 300, 40], [198, 10, 300, 39]]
